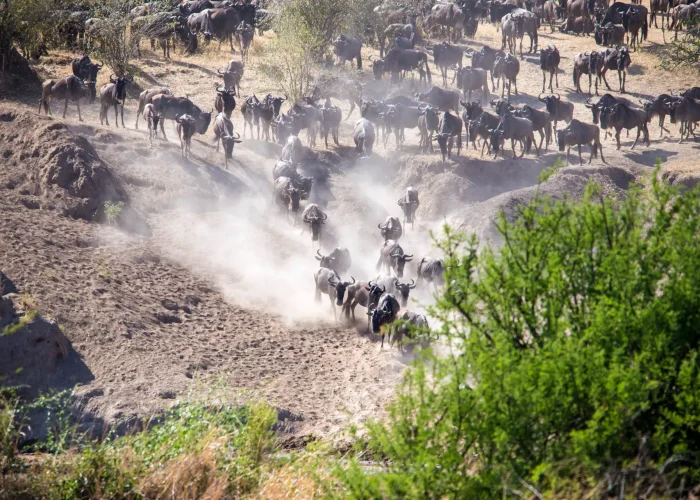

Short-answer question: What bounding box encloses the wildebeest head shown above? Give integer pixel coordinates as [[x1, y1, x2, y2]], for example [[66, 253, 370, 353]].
[[599, 105, 616, 129], [303, 207, 327, 241], [390, 249, 413, 278], [109, 74, 132, 102], [328, 275, 356, 306], [491, 97, 513, 116], [222, 131, 242, 159], [616, 46, 631, 70], [332, 35, 349, 56], [538, 93, 560, 116], [315, 249, 335, 269], [393, 279, 416, 307], [268, 94, 287, 118], [216, 85, 236, 115], [419, 104, 440, 130], [461, 99, 483, 120], [195, 109, 213, 134], [487, 126, 504, 152], [87, 61, 103, 83], [369, 55, 385, 80], [585, 96, 601, 124]]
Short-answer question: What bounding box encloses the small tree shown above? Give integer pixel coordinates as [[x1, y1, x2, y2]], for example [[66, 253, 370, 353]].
[[89, 0, 138, 77], [663, 25, 700, 70]]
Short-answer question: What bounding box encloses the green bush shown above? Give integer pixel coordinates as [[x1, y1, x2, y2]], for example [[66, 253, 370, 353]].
[[334, 168, 700, 498]]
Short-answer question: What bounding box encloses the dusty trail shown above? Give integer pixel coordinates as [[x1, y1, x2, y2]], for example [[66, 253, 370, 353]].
[[1, 5, 698, 440]]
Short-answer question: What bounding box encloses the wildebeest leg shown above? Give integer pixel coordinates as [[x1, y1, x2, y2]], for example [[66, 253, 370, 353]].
[[615, 129, 621, 149], [63, 98, 69, 119], [333, 126, 339, 146], [512, 139, 518, 158], [554, 69, 558, 89], [578, 143, 584, 165], [513, 77, 518, 96], [598, 141, 606, 163], [542, 71, 546, 93], [631, 126, 641, 149], [565, 145, 570, 165], [329, 295, 336, 320], [76, 99, 83, 122], [601, 68, 612, 90], [120, 103, 125, 128]]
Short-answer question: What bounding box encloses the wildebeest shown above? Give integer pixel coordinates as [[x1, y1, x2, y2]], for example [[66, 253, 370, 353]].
[[435, 111, 463, 162], [382, 103, 422, 150], [464, 101, 502, 155], [493, 54, 520, 98], [454, 66, 489, 102], [142, 103, 160, 146], [650, 0, 670, 28], [135, 87, 172, 129], [290, 102, 319, 147], [465, 45, 506, 91], [213, 112, 242, 169], [599, 102, 650, 149], [271, 160, 313, 200], [377, 240, 413, 278], [585, 93, 638, 136], [642, 94, 678, 138], [274, 176, 301, 221], [151, 95, 211, 139], [302, 203, 327, 246], [594, 22, 626, 46], [332, 34, 363, 69], [379, 216, 403, 241], [319, 100, 342, 148], [328, 274, 356, 318], [417, 257, 445, 292], [215, 85, 237, 118], [559, 15, 595, 34], [599, 46, 632, 93], [176, 114, 197, 158], [543, 0, 559, 31], [430, 41, 464, 86], [418, 105, 440, 152], [510, 9, 540, 56], [392, 311, 431, 351], [342, 280, 371, 326], [354, 118, 375, 157], [398, 187, 420, 229], [71, 56, 103, 83], [501, 12, 519, 54], [218, 59, 244, 95], [540, 45, 560, 93], [426, 2, 466, 42], [280, 134, 302, 162], [241, 95, 261, 139], [670, 4, 699, 40], [235, 21, 254, 61], [539, 93, 574, 138], [99, 75, 131, 128], [490, 0, 520, 25], [573, 51, 597, 94], [489, 113, 539, 158], [557, 119, 606, 164], [37, 75, 92, 121], [621, 4, 648, 48], [373, 274, 417, 308], [664, 96, 700, 143], [369, 292, 401, 347], [519, 105, 552, 150], [415, 85, 460, 112], [383, 47, 433, 84], [314, 268, 341, 318], [316, 247, 352, 275]]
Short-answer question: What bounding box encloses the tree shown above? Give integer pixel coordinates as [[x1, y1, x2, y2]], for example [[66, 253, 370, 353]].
[[335, 167, 700, 498]]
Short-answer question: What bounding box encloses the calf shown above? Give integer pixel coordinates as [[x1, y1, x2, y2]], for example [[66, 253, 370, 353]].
[[435, 111, 463, 162], [540, 45, 560, 93], [319, 100, 342, 148], [342, 280, 371, 327], [354, 118, 375, 157], [557, 119, 606, 164], [142, 103, 160, 146], [398, 186, 420, 229], [493, 54, 520, 98], [377, 240, 413, 278], [176, 114, 197, 158], [600, 102, 650, 149], [99, 75, 131, 127], [417, 257, 444, 292], [369, 293, 402, 347], [135, 87, 171, 129], [418, 105, 440, 153], [213, 112, 242, 169]]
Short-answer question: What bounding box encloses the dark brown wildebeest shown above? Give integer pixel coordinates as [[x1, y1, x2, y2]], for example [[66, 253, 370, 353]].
[[463, 100, 501, 154], [398, 187, 420, 229], [319, 100, 342, 148], [594, 22, 626, 46], [540, 45, 560, 92], [274, 176, 301, 222], [135, 87, 172, 129], [642, 94, 678, 138], [557, 119, 606, 164], [559, 15, 595, 34], [383, 47, 433, 84], [418, 105, 440, 152], [235, 21, 254, 61], [415, 85, 460, 112], [598, 46, 631, 93], [434, 111, 463, 162], [71, 56, 103, 83], [465, 45, 506, 91], [488, 113, 539, 159], [215, 85, 236, 118], [240, 94, 261, 139], [37, 75, 93, 121], [543, 0, 559, 31], [664, 95, 700, 143], [573, 51, 596, 94], [429, 41, 463, 87], [99, 75, 131, 128], [332, 34, 363, 69], [599, 102, 650, 149], [670, 3, 698, 40], [510, 9, 540, 56], [302, 203, 328, 246]]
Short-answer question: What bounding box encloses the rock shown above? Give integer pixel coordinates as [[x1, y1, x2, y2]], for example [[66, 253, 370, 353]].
[[158, 390, 177, 399], [161, 299, 180, 311], [0, 271, 18, 296], [154, 312, 181, 324]]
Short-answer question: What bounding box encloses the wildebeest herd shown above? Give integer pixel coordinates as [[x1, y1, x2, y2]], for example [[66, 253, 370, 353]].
[[38, 0, 699, 349]]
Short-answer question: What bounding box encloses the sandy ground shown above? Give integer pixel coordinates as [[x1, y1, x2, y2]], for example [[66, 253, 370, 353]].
[[1, 1, 698, 441]]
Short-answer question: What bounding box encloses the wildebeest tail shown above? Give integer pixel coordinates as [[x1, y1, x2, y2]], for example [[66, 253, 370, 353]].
[[356, 53, 362, 70], [572, 67, 577, 86], [424, 56, 432, 84], [525, 135, 533, 153], [642, 18, 648, 40]]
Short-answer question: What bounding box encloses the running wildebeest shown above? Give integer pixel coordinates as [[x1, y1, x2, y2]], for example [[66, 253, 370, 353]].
[[398, 187, 420, 229], [213, 112, 242, 169]]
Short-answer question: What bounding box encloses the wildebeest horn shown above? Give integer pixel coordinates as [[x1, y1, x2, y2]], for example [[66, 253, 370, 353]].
[[538, 92, 546, 101], [350, 276, 356, 284], [216, 85, 225, 93], [585, 97, 593, 108], [218, 68, 225, 74], [320, 213, 327, 220], [555, 93, 560, 101], [490, 97, 498, 106], [368, 280, 375, 288], [408, 279, 416, 289], [233, 132, 241, 140], [404, 254, 413, 261], [109, 74, 116, 83], [283, 94, 288, 101], [381, 285, 386, 293], [97, 62, 103, 68], [378, 223, 383, 229], [328, 276, 338, 287], [368, 55, 375, 62]]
